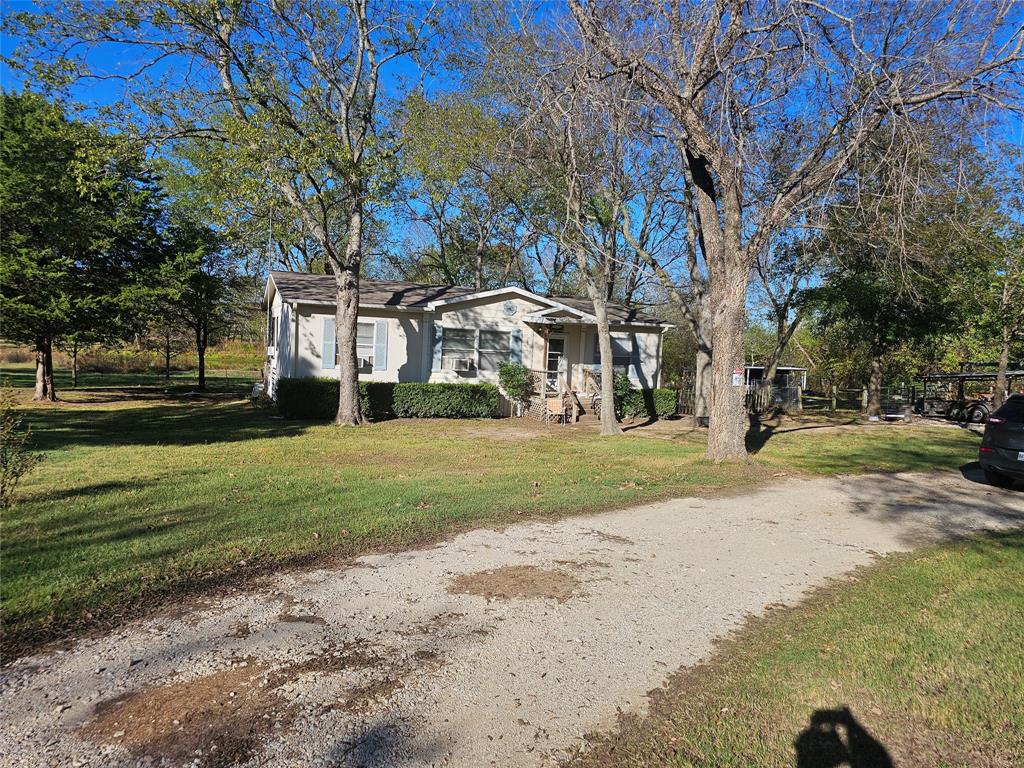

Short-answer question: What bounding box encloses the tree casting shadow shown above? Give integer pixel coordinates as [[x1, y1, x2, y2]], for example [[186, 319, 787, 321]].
[[794, 707, 894, 768]]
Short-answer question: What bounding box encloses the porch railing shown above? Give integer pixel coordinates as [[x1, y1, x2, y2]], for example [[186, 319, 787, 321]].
[[528, 368, 566, 398]]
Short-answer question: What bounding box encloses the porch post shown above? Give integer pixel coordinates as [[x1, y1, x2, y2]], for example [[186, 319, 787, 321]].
[[541, 327, 550, 397]]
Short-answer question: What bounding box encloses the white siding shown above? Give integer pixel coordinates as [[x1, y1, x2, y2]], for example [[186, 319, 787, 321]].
[[265, 289, 285, 397]]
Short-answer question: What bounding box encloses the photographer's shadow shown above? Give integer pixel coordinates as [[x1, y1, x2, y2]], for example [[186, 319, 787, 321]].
[[795, 707, 893, 768]]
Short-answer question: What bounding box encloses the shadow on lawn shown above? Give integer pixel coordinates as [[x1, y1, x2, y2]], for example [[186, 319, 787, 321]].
[[794, 707, 893, 768], [745, 413, 859, 453], [21, 400, 310, 451]]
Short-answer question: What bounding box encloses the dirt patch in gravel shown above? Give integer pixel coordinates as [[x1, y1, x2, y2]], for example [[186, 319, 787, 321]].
[[79, 660, 278, 768], [276, 611, 327, 626], [585, 529, 634, 546], [79, 642, 385, 768], [449, 565, 582, 602]]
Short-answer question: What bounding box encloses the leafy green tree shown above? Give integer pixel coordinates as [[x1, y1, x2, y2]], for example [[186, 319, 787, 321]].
[[161, 218, 245, 391], [0, 91, 162, 400], [949, 155, 1024, 407], [398, 92, 532, 289], [10, 1, 438, 425]]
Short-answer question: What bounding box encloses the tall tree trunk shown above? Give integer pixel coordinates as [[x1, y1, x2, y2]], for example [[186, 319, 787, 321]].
[[694, 309, 712, 425], [591, 293, 622, 436], [697, 160, 748, 461], [994, 325, 1011, 409], [43, 338, 55, 400], [706, 272, 748, 460], [763, 316, 787, 384], [334, 200, 364, 426], [71, 342, 79, 389], [164, 329, 172, 381], [866, 351, 883, 418], [196, 327, 207, 391], [32, 337, 50, 401], [474, 233, 485, 290], [764, 310, 805, 385]]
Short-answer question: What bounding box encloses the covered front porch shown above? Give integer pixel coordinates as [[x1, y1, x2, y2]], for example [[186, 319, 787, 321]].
[[523, 314, 604, 423], [516, 300, 665, 424]]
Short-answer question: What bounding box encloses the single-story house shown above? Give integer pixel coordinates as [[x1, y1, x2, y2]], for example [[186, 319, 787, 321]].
[[263, 271, 670, 401]]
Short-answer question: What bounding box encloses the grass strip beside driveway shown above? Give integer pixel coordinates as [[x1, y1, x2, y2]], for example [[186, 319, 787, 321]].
[[572, 531, 1024, 768]]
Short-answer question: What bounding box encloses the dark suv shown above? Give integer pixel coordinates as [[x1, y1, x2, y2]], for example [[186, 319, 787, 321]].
[[979, 394, 1024, 487]]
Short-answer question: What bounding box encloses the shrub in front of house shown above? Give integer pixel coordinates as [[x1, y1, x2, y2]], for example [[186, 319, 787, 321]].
[[276, 378, 498, 420], [498, 362, 533, 415], [392, 382, 500, 419], [619, 387, 678, 420], [275, 378, 396, 421]]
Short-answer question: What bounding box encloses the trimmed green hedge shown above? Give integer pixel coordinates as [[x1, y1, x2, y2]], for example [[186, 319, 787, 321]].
[[393, 382, 499, 418], [275, 378, 499, 420], [275, 378, 395, 420], [620, 387, 678, 420]]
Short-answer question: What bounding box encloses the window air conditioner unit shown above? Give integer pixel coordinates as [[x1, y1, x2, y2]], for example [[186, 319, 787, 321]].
[[452, 358, 473, 372]]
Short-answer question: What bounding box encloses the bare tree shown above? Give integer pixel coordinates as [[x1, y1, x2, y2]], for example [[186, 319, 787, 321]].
[[526, 64, 639, 434], [753, 235, 817, 383], [570, 0, 1024, 459], [11, 0, 437, 425], [618, 133, 712, 422], [475, 9, 648, 433]]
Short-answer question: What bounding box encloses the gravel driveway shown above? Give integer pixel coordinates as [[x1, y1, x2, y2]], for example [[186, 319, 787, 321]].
[[2, 469, 1022, 768]]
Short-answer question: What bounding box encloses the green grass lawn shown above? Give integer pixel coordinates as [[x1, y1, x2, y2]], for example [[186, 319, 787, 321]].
[[572, 531, 1024, 768], [0, 363, 258, 394], [0, 369, 983, 656]]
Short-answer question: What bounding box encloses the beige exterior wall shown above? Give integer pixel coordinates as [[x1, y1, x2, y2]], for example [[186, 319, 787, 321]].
[[295, 305, 426, 382], [429, 295, 548, 385]]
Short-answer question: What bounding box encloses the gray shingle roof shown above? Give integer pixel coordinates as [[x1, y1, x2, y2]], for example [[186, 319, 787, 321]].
[[270, 271, 478, 307], [269, 271, 667, 325], [550, 295, 666, 325]]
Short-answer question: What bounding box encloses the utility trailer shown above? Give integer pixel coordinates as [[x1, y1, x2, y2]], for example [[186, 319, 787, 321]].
[[914, 362, 1024, 423]]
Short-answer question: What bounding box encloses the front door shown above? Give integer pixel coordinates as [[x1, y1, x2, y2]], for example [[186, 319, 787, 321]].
[[546, 336, 566, 392]]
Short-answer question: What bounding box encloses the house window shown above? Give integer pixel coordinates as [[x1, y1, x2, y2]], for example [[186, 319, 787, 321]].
[[323, 319, 377, 370], [441, 328, 476, 369], [478, 330, 512, 371], [356, 322, 374, 369], [439, 328, 513, 371], [268, 313, 277, 347], [593, 333, 635, 369]]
